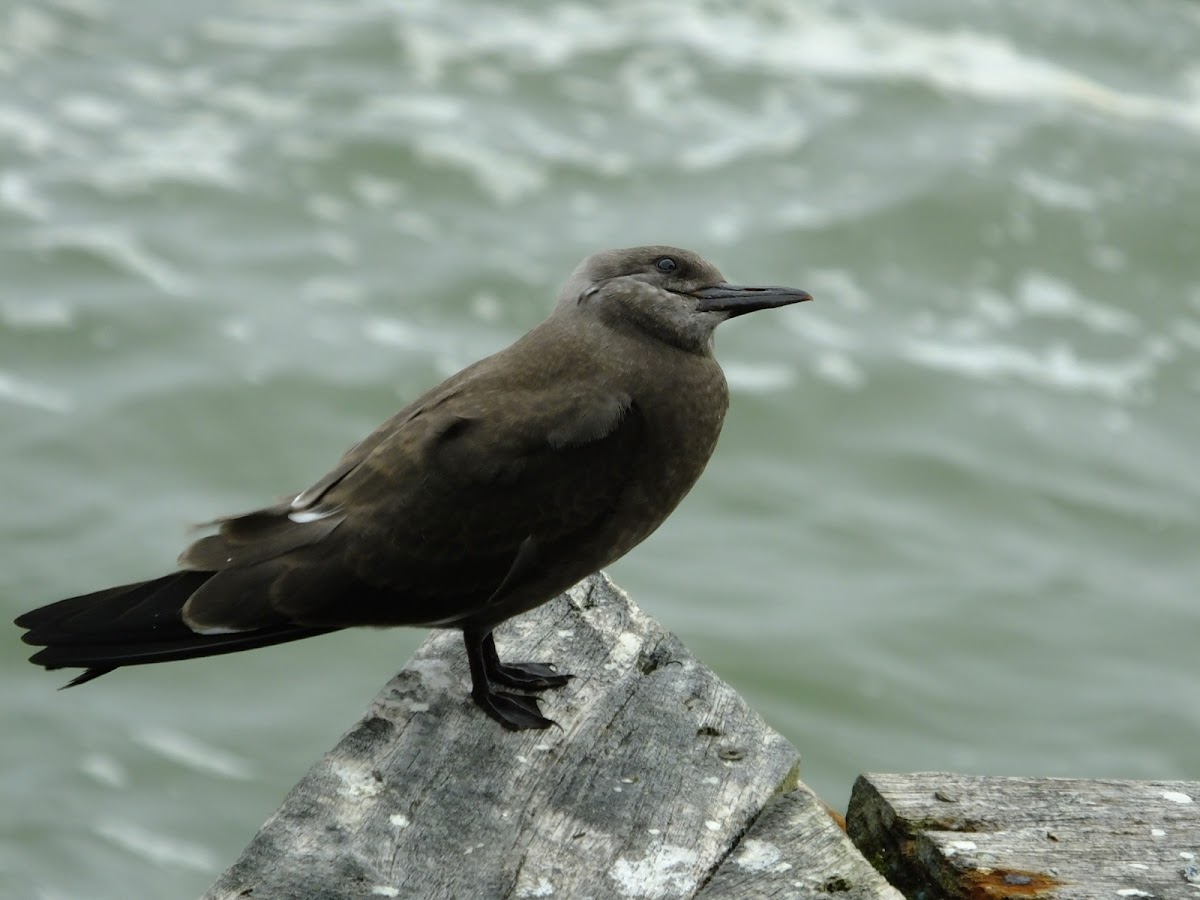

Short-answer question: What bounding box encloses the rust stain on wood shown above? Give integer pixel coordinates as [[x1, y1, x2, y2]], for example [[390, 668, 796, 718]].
[[960, 867, 1060, 899], [820, 800, 847, 832]]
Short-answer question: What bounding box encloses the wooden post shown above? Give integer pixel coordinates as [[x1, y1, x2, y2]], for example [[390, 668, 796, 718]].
[[196, 574, 1200, 898], [201, 574, 897, 899]]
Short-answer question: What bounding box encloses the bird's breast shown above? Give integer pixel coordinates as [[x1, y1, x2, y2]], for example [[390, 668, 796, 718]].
[[611, 354, 729, 547], [645, 372, 726, 485]]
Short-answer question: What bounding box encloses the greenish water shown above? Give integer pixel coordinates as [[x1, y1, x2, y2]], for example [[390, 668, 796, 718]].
[[3, 0, 1199, 896]]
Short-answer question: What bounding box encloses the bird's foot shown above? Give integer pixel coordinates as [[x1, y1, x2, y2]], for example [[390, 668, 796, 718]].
[[488, 661, 573, 692], [472, 687, 557, 731], [465, 632, 570, 728]]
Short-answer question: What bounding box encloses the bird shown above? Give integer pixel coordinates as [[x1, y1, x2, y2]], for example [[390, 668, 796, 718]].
[[14, 246, 811, 730]]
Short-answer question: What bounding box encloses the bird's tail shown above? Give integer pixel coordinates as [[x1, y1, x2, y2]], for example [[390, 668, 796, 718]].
[[15, 571, 334, 686]]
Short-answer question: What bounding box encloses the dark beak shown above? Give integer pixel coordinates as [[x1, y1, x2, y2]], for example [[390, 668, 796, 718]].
[[692, 283, 813, 317]]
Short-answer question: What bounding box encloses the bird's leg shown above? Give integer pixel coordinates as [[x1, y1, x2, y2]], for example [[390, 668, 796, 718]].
[[480, 632, 573, 691], [462, 628, 556, 731]]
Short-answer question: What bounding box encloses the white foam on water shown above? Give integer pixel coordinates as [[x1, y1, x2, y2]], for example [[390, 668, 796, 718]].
[[470, 292, 504, 323], [390, 208, 442, 241], [0, 172, 51, 221], [1015, 170, 1097, 212], [120, 62, 203, 104], [388, 4, 1200, 135], [305, 193, 348, 223], [199, 9, 350, 51], [363, 316, 426, 350], [411, 132, 548, 204], [94, 115, 245, 193], [812, 351, 866, 390], [79, 753, 129, 789], [0, 371, 72, 413], [0, 103, 63, 156], [303, 276, 365, 305], [314, 230, 358, 263], [1, 298, 74, 330], [901, 337, 1156, 401], [359, 93, 466, 127], [46, 0, 111, 21], [803, 268, 873, 312], [0, 6, 64, 64], [968, 289, 1020, 329], [679, 118, 808, 173], [30, 226, 193, 296], [219, 317, 255, 343], [351, 174, 406, 208], [724, 361, 797, 394], [783, 312, 859, 351], [57, 93, 126, 130], [399, 6, 628, 81], [687, 8, 1200, 134], [1016, 272, 1139, 335], [132, 726, 255, 781], [94, 820, 218, 872], [208, 84, 306, 122]]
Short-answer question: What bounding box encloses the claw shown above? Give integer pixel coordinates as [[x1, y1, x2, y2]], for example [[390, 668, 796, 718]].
[[490, 661, 573, 691], [472, 688, 557, 730]]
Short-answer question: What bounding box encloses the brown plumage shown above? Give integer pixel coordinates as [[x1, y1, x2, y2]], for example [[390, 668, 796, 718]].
[[15, 246, 811, 729]]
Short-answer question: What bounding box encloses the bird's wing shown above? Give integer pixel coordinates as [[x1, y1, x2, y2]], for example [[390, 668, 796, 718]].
[[178, 378, 643, 631]]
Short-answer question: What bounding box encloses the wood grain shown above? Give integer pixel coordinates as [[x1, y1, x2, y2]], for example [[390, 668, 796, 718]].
[[847, 772, 1200, 900], [202, 573, 800, 899]]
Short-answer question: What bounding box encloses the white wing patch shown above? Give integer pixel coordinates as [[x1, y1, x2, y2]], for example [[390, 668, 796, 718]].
[[188, 624, 252, 636], [288, 508, 337, 524]]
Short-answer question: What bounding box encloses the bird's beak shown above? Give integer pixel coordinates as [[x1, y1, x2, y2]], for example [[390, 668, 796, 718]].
[[692, 283, 813, 317]]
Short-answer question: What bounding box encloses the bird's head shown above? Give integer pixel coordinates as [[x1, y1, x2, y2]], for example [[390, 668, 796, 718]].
[[556, 245, 812, 354]]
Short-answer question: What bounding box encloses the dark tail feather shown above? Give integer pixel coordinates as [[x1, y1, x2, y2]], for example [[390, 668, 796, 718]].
[[61, 667, 117, 688], [15, 571, 335, 685]]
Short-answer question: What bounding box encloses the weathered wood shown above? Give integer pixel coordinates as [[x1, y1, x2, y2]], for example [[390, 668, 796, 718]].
[[696, 785, 904, 900], [202, 573, 801, 900], [847, 772, 1200, 900]]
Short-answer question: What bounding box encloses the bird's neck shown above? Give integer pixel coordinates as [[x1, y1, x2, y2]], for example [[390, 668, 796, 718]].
[[595, 302, 716, 357]]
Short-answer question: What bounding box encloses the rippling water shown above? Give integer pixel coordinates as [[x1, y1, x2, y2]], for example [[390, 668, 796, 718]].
[[3, 1, 1199, 896]]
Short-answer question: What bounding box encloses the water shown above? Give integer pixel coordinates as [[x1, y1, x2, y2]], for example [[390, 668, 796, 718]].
[[3, 0, 1199, 896]]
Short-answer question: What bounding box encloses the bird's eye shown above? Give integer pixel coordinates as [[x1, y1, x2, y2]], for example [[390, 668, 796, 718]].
[[655, 257, 677, 273]]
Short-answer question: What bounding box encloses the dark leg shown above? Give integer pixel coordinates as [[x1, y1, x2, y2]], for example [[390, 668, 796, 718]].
[[462, 628, 556, 731], [480, 633, 572, 691]]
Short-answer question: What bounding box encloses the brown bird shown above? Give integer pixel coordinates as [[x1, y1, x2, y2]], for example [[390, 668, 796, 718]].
[[15, 246, 811, 730]]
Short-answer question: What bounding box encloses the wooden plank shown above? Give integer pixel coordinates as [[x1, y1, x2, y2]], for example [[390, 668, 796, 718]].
[[847, 772, 1200, 900], [201, 573, 801, 900], [696, 784, 904, 899]]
